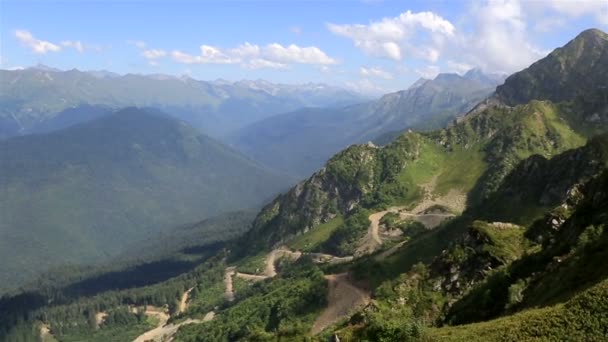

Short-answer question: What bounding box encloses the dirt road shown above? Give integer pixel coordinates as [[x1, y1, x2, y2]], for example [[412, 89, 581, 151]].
[[178, 287, 194, 314], [311, 273, 370, 335], [355, 207, 403, 256], [224, 267, 236, 302], [133, 318, 202, 342]]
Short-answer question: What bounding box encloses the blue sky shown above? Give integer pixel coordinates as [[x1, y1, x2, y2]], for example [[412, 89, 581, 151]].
[[1, 0, 607, 93]]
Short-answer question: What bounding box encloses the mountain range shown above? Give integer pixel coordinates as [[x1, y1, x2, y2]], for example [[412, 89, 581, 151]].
[[0, 108, 291, 290], [0, 67, 365, 139], [230, 69, 504, 177], [0, 28, 607, 342]]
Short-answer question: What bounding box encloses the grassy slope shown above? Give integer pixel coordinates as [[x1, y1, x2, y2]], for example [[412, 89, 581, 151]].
[[426, 278, 608, 341], [289, 216, 344, 252]]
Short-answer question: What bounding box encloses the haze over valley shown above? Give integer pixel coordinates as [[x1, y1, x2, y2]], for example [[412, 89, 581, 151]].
[[1, 1, 607, 341]]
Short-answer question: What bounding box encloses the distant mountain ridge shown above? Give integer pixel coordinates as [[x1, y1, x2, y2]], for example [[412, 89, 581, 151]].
[[1, 28, 608, 342], [0, 67, 366, 139], [230, 69, 504, 177]]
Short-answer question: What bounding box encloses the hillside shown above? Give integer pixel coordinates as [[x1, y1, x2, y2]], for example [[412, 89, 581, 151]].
[[0, 68, 365, 139], [495, 28, 608, 105], [0, 108, 291, 290], [1, 29, 607, 342], [230, 70, 502, 177]]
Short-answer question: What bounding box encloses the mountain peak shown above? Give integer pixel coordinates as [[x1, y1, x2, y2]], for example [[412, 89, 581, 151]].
[[434, 73, 462, 82], [576, 28, 608, 41], [496, 28, 608, 105], [28, 63, 62, 72], [408, 77, 430, 89]]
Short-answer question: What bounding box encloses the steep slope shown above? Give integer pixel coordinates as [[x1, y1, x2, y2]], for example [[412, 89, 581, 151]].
[[0, 68, 364, 139], [1, 28, 608, 342], [231, 71, 501, 177], [242, 95, 604, 254], [495, 28, 608, 105], [0, 108, 291, 290]]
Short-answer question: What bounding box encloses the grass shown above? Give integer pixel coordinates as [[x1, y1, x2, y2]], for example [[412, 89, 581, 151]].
[[471, 221, 527, 264], [435, 146, 486, 195], [425, 278, 608, 341], [395, 136, 487, 200], [288, 216, 344, 251], [235, 252, 267, 275], [404, 138, 445, 185]]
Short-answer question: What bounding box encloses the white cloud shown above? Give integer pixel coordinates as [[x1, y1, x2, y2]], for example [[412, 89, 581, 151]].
[[172, 42, 337, 68], [61, 40, 84, 53], [230, 42, 261, 58], [264, 43, 337, 64], [245, 59, 288, 70], [15, 30, 61, 54], [327, 10, 454, 61], [447, 60, 474, 74], [456, 0, 546, 73], [415, 65, 440, 79], [172, 45, 237, 64], [141, 49, 167, 59], [542, 0, 608, 24], [360, 66, 393, 79]]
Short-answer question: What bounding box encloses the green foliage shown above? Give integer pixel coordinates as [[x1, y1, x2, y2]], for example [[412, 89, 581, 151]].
[[471, 221, 527, 264], [359, 304, 423, 342], [174, 260, 327, 341], [0, 108, 289, 290], [288, 216, 344, 252], [235, 253, 268, 275], [232, 71, 497, 177], [319, 209, 371, 256], [426, 278, 608, 341]]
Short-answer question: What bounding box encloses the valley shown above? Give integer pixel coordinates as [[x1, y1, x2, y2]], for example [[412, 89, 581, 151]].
[[0, 8, 607, 341]]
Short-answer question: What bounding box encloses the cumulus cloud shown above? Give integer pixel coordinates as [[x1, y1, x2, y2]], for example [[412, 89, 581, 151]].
[[327, 10, 454, 61], [16, 30, 99, 54], [15, 30, 61, 54], [360, 66, 393, 79], [264, 43, 337, 64], [172, 42, 337, 68], [542, 0, 608, 24], [455, 0, 547, 73]]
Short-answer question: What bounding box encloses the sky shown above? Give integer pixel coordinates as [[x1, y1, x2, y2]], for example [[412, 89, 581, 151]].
[[1, 0, 607, 94]]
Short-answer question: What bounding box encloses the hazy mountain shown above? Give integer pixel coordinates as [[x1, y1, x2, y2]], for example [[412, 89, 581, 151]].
[[230, 70, 503, 177], [0, 68, 366, 139], [0, 107, 291, 289], [1, 29, 608, 342]]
